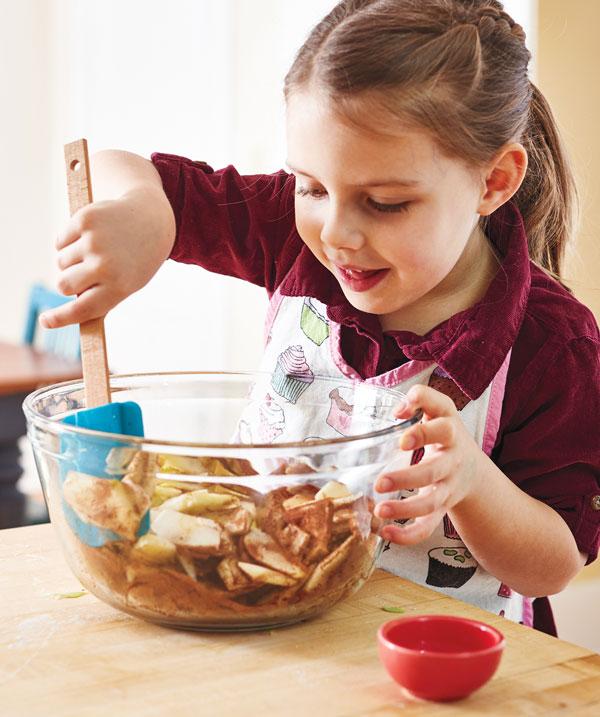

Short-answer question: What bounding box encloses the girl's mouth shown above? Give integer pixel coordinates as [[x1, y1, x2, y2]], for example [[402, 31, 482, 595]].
[[335, 265, 389, 292]]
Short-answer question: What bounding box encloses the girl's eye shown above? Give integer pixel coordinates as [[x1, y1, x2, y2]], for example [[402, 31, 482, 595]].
[[295, 186, 327, 199], [367, 199, 410, 214], [295, 186, 410, 214]]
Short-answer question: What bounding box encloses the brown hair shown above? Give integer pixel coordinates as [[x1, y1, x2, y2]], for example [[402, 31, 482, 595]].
[[284, 0, 577, 280]]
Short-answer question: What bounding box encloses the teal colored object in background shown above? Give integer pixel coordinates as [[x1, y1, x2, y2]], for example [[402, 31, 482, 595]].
[[23, 284, 81, 361]]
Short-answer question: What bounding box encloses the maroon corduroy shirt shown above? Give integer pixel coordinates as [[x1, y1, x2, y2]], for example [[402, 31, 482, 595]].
[[152, 152, 600, 635]]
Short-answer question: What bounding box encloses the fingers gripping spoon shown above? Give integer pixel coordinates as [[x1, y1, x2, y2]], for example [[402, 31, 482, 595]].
[[60, 139, 148, 547]]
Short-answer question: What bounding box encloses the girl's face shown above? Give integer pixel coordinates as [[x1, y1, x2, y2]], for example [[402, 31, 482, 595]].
[[286, 90, 494, 333]]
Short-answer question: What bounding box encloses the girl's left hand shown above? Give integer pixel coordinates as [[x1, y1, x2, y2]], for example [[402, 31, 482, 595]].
[[375, 384, 483, 545]]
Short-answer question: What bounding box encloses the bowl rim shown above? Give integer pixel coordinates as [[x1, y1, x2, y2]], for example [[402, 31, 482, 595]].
[[377, 614, 506, 659], [23, 369, 422, 450]]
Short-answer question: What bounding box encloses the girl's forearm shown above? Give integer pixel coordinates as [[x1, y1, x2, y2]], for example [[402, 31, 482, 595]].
[[448, 457, 586, 597]]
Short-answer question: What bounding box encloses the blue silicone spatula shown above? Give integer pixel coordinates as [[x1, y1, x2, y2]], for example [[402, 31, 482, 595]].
[[60, 138, 148, 546]]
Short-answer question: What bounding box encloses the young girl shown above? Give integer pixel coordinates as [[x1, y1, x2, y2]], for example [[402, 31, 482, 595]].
[[42, 0, 599, 635]]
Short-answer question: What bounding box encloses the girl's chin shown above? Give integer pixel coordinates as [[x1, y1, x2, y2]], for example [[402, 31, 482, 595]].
[[339, 289, 390, 316]]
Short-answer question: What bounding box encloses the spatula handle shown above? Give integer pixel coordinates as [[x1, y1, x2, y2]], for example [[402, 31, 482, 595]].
[[64, 139, 111, 408]]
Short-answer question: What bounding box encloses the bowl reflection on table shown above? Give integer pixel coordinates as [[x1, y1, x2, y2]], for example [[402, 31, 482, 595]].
[[24, 372, 418, 631]]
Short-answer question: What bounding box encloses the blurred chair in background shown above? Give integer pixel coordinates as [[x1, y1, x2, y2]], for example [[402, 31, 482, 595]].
[[23, 283, 80, 360], [0, 284, 81, 529]]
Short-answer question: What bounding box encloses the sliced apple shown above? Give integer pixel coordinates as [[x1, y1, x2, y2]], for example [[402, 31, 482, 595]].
[[217, 557, 251, 591], [243, 529, 305, 579], [280, 523, 311, 558], [285, 499, 333, 560], [332, 493, 363, 508], [282, 494, 313, 511], [157, 454, 208, 475], [315, 480, 351, 501], [304, 535, 356, 593], [122, 451, 157, 498], [159, 489, 239, 515], [131, 533, 177, 564], [177, 551, 197, 580], [220, 507, 252, 536], [238, 562, 297, 587], [150, 508, 222, 554], [151, 485, 182, 507], [63, 471, 150, 541]]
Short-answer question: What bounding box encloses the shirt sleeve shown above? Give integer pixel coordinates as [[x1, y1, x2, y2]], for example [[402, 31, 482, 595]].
[[493, 335, 600, 564], [150, 152, 301, 293]]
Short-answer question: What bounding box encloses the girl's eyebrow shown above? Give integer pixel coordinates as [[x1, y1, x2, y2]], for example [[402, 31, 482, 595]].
[[285, 162, 421, 188]]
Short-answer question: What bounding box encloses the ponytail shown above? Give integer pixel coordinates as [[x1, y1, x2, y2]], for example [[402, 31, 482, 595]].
[[513, 83, 578, 280]]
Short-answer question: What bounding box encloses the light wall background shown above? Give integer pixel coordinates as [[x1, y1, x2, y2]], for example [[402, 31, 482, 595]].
[[0, 0, 333, 372], [1, 0, 539, 373], [537, 0, 600, 320]]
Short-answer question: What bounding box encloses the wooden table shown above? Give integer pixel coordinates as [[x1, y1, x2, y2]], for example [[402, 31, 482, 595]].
[[0, 341, 81, 529], [0, 340, 82, 396], [1, 524, 599, 717]]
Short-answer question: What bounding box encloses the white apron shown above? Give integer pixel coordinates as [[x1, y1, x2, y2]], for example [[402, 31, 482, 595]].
[[239, 290, 532, 626]]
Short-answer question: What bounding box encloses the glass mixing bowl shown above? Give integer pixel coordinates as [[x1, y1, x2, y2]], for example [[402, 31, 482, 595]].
[[24, 372, 419, 630]]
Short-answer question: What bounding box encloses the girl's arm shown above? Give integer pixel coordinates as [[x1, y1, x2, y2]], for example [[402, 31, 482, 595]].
[[375, 385, 587, 597], [44, 151, 298, 330], [447, 456, 587, 596], [41, 150, 176, 328], [89, 150, 166, 201]]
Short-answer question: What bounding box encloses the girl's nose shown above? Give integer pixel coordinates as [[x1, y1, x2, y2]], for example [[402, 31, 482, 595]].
[[320, 206, 365, 252]]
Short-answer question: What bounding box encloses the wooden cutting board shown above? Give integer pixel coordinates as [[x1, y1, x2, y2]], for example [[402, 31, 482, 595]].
[[1, 524, 599, 716]]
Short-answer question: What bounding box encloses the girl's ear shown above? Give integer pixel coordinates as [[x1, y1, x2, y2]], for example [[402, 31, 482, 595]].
[[477, 143, 528, 216]]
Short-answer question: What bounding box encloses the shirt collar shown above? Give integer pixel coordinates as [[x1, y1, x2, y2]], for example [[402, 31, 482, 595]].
[[283, 201, 531, 399]]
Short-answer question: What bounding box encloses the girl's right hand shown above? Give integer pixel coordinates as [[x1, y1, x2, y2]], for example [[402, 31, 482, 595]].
[[40, 186, 176, 329]]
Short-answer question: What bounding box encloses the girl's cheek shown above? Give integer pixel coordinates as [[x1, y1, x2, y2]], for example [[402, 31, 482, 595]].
[[295, 210, 322, 247]]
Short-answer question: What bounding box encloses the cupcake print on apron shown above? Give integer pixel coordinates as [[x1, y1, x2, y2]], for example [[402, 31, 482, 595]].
[[272, 345, 314, 403], [301, 298, 329, 346], [426, 547, 478, 588]]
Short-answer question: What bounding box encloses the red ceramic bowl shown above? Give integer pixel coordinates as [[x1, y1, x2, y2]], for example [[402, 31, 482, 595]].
[[377, 615, 505, 701]]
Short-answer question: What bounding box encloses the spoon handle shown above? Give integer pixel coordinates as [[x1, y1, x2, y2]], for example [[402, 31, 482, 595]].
[[64, 139, 110, 408]]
